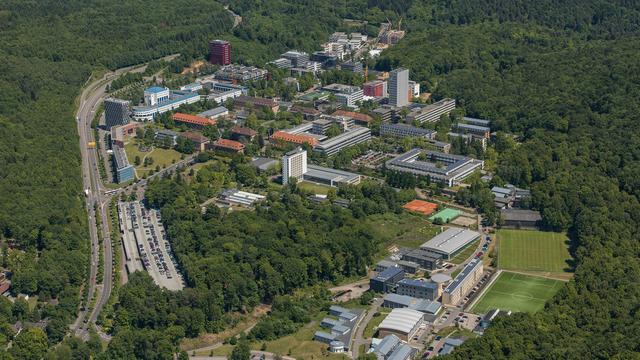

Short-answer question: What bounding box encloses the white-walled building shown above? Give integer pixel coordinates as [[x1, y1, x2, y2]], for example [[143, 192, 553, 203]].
[[282, 148, 307, 185]]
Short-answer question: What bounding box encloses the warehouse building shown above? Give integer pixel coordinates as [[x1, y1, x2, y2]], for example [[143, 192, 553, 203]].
[[304, 165, 361, 187], [370, 334, 415, 360], [500, 209, 542, 229], [442, 258, 483, 306], [378, 308, 424, 341], [382, 294, 442, 321], [385, 149, 484, 186], [370, 266, 404, 293], [420, 227, 481, 260]]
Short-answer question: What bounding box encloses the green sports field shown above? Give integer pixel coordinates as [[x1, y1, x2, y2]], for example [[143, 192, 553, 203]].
[[498, 229, 571, 274], [471, 271, 564, 313]]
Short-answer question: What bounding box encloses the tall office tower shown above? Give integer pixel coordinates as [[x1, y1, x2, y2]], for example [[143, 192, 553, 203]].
[[104, 98, 130, 129], [389, 68, 409, 107], [282, 147, 307, 185], [209, 40, 231, 65]]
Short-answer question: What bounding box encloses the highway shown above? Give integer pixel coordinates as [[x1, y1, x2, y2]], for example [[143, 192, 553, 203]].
[[72, 55, 184, 340]]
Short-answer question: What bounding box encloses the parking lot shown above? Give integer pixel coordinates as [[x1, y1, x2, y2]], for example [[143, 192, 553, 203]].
[[119, 202, 184, 290]]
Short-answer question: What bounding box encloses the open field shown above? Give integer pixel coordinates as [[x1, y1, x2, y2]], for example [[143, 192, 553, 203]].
[[297, 181, 332, 195], [449, 239, 480, 265], [497, 229, 572, 276], [363, 309, 390, 338], [471, 271, 564, 314], [124, 140, 182, 177], [366, 212, 439, 249]]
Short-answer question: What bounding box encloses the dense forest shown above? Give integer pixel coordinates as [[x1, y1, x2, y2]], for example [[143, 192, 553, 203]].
[[1, 0, 639, 358]]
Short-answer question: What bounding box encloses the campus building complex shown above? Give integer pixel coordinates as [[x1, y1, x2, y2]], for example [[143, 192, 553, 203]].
[[323, 83, 364, 109], [132, 87, 200, 121], [385, 149, 484, 186], [380, 123, 436, 139], [313, 126, 371, 156]]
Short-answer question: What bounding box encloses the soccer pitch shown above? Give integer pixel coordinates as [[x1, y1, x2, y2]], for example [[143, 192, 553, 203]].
[[497, 229, 571, 273], [471, 271, 564, 314]]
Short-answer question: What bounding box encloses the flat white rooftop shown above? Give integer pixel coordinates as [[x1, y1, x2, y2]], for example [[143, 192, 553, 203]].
[[420, 227, 480, 256]]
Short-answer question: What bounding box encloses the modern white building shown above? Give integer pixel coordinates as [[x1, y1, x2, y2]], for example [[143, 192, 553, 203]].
[[385, 149, 484, 186], [389, 68, 409, 107], [132, 87, 200, 121], [377, 308, 424, 342], [143, 86, 170, 106], [313, 126, 371, 156], [282, 148, 307, 185], [442, 258, 483, 305], [406, 98, 456, 124], [218, 189, 266, 207]]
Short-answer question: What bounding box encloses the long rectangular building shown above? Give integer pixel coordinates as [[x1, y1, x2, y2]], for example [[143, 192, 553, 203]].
[[442, 258, 483, 306], [380, 123, 436, 139], [113, 146, 135, 183], [420, 227, 481, 260], [405, 98, 456, 124], [385, 149, 483, 186], [314, 126, 371, 156]]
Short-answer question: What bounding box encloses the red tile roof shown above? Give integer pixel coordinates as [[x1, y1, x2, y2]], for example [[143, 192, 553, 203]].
[[213, 138, 245, 151], [181, 131, 210, 144], [172, 113, 216, 127], [272, 131, 319, 146], [332, 110, 373, 124]]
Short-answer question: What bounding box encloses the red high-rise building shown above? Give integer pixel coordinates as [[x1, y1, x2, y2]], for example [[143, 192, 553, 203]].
[[209, 40, 231, 65]]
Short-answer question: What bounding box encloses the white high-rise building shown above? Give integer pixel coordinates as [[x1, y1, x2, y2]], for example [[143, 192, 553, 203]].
[[389, 68, 409, 107], [282, 148, 307, 185]]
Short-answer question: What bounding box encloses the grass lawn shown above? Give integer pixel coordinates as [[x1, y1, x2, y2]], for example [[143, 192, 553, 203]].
[[366, 212, 439, 249], [471, 271, 564, 314], [124, 140, 183, 177], [449, 239, 480, 265], [363, 309, 390, 338], [497, 229, 572, 274], [297, 181, 332, 195]]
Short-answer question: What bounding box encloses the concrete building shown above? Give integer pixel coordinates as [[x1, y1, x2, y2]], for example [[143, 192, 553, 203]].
[[401, 249, 442, 270], [180, 132, 210, 152], [363, 80, 387, 97], [304, 165, 361, 187], [426, 139, 452, 153], [281, 50, 309, 68], [396, 278, 440, 300], [233, 95, 279, 113], [104, 98, 130, 129], [110, 122, 138, 147], [380, 123, 436, 139], [230, 126, 257, 141], [388, 68, 409, 107], [215, 64, 267, 83], [385, 149, 484, 186], [209, 40, 231, 65], [378, 308, 424, 342], [269, 58, 292, 69], [218, 189, 265, 207], [462, 117, 491, 127], [332, 109, 374, 126], [500, 209, 542, 229], [250, 157, 278, 173], [197, 106, 229, 120], [341, 61, 363, 74], [113, 145, 134, 183], [314, 126, 371, 156], [179, 82, 203, 92], [370, 266, 404, 293], [371, 334, 415, 360], [198, 80, 247, 103], [442, 258, 483, 305], [282, 148, 307, 185], [454, 123, 490, 138], [405, 98, 456, 124], [420, 228, 481, 260], [408, 80, 420, 99], [373, 107, 393, 122], [132, 88, 200, 121], [323, 83, 364, 109], [154, 129, 179, 147]]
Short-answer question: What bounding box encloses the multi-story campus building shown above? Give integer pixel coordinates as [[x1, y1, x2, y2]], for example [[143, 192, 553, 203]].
[[442, 258, 483, 305], [370, 266, 404, 293], [405, 98, 456, 123], [104, 98, 130, 129], [282, 148, 307, 185], [385, 149, 484, 186], [215, 64, 267, 83], [380, 123, 436, 139], [396, 278, 440, 301], [209, 40, 231, 65], [363, 80, 387, 97], [132, 87, 200, 121], [389, 68, 409, 107], [281, 50, 309, 69], [313, 126, 371, 156], [113, 145, 134, 183], [323, 83, 364, 109]]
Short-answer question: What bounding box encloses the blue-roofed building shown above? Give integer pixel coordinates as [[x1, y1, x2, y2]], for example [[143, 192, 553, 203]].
[[370, 266, 405, 293], [329, 305, 350, 317], [396, 278, 440, 300], [321, 318, 342, 329], [387, 344, 415, 360], [330, 324, 350, 336]]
